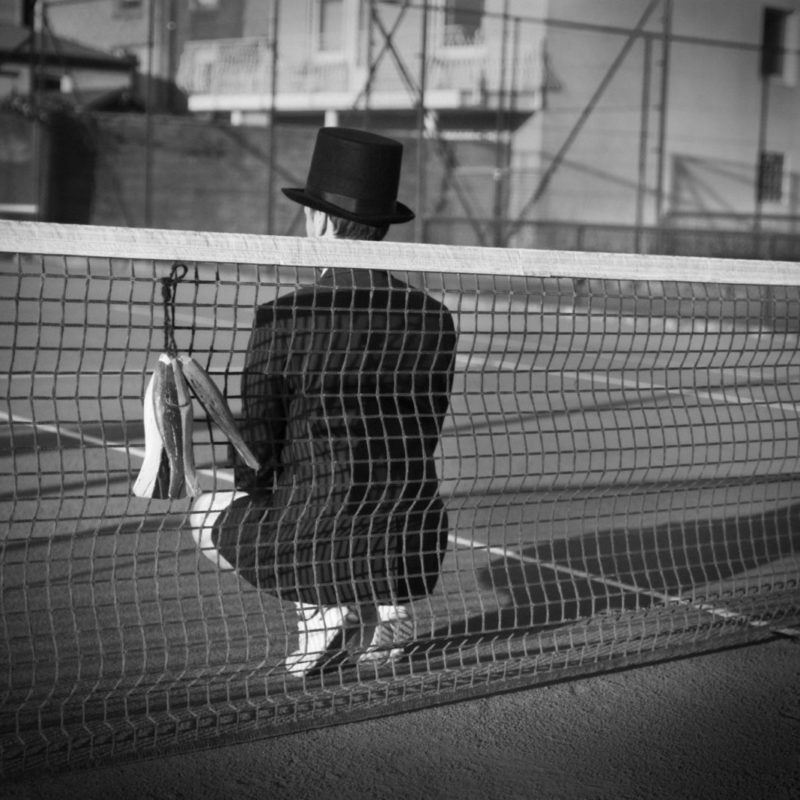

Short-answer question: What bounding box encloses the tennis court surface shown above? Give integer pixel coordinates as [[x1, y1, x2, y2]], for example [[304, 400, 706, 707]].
[[1, 221, 799, 778]]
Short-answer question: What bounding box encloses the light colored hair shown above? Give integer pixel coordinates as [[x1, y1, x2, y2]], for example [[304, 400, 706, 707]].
[[329, 213, 389, 241]]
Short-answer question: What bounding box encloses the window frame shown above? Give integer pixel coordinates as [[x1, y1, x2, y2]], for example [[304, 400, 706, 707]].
[[758, 150, 789, 206], [761, 5, 797, 87], [440, 0, 486, 51], [311, 0, 347, 60]]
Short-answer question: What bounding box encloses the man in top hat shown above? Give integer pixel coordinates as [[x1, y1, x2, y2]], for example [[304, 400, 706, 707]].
[[190, 127, 457, 676]]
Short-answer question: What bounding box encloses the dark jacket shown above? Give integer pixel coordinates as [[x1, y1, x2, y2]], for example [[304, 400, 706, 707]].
[[213, 268, 457, 607]]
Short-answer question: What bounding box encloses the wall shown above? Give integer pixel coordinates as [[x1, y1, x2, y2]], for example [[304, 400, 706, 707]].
[[25, 0, 800, 234], [537, 0, 673, 227], [533, 0, 800, 227], [0, 108, 456, 240], [666, 0, 800, 224], [89, 114, 312, 234], [85, 114, 436, 242]]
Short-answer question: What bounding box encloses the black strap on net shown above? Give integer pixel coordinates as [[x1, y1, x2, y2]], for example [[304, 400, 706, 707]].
[[154, 260, 261, 474], [160, 262, 188, 357]]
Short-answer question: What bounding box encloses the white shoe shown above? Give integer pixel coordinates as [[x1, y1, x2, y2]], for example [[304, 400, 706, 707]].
[[357, 605, 410, 665], [283, 604, 361, 677]]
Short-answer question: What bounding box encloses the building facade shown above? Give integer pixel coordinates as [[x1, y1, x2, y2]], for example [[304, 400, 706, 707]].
[[538, 0, 800, 239], [0, 1, 135, 100], [32, 0, 800, 244]]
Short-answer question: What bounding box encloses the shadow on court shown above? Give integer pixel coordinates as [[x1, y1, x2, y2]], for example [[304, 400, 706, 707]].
[[427, 502, 800, 648]]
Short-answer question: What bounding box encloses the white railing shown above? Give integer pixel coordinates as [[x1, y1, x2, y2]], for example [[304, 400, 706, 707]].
[[177, 37, 542, 107], [176, 38, 275, 95], [427, 48, 542, 99]]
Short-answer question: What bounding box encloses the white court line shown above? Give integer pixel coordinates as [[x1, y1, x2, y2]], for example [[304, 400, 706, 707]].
[[574, 367, 800, 416], [6, 353, 799, 418], [450, 534, 800, 638], [455, 352, 800, 417], [0, 409, 236, 486], [117, 303, 239, 329]]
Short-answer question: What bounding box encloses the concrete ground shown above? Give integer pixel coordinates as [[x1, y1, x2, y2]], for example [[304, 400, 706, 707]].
[[5, 636, 799, 800]]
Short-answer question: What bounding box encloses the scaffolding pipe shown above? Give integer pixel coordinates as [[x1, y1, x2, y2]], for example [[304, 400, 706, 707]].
[[503, 16, 522, 246], [754, 75, 770, 233], [30, 0, 43, 221], [166, 0, 178, 112], [492, 1, 510, 247], [635, 35, 652, 252], [362, 0, 375, 129], [353, 0, 412, 110], [266, 0, 280, 234], [414, 1, 428, 243], [655, 0, 672, 225], [144, 0, 155, 227]]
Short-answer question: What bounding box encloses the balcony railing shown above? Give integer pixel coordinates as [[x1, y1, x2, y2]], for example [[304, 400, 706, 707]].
[[177, 37, 543, 111], [176, 38, 275, 96]]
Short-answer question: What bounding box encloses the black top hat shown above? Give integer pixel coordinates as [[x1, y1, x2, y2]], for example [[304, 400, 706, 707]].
[[282, 127, 415, 226]]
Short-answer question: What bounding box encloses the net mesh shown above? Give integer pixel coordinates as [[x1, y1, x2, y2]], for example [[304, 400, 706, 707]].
[[2, 221, 799, 775]]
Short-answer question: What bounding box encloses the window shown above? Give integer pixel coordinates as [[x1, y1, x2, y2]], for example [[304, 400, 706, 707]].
[[761, 6, 797, 84], [114, 0, 143, 16], [189, 0, 242, 40], [316, 0, 344, 54], [443, 0, 485, 47], [758, 151, 785, 203]]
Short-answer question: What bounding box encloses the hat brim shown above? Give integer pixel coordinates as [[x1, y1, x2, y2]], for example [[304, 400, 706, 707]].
[[282, 187, 415, 226]]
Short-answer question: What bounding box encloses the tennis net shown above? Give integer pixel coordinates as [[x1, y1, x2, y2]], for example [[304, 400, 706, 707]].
[[2, 220, 799, 776]]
